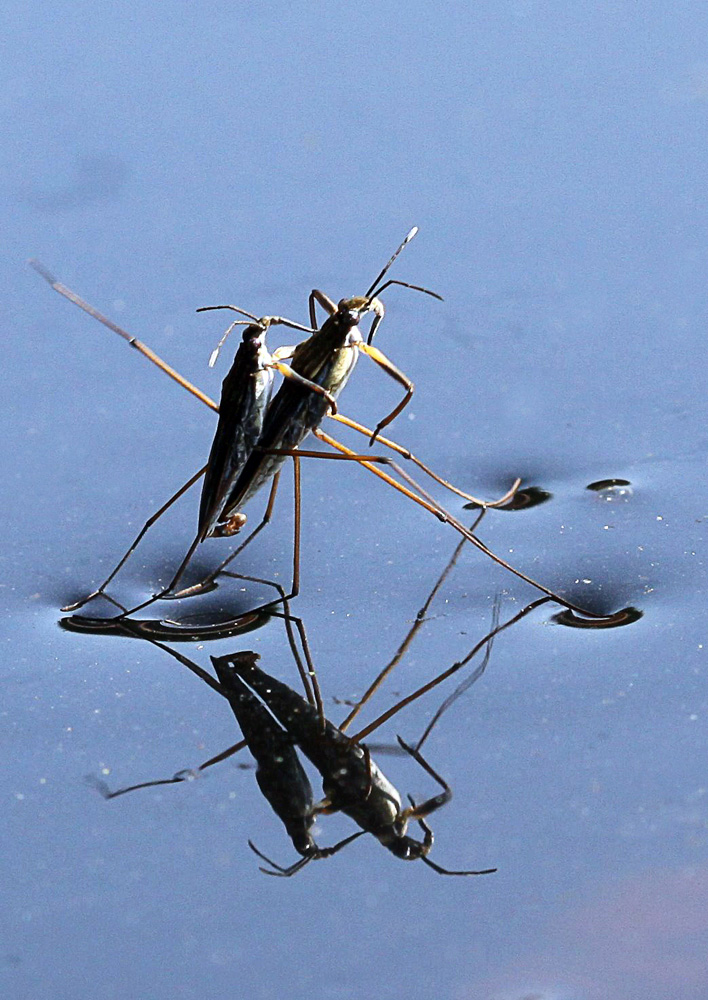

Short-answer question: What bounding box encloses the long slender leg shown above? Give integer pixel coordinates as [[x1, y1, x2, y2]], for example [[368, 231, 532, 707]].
[[170, 444, 301, 605], [312, 427, 611, 621], [170, 472, 282, 599], [115, 467, 284, 618], [356, 341, 413, 442], [309, 289, 337, 329], [62, 465, 209, 612], [117, 531, 204, 617], [408, 800, 496, 877], [400, 747, 497, 877], [291, 454, 301, 598], [270, 362, 338, 414], [30, 260, 219, 412], [328, 412, 520, 508]]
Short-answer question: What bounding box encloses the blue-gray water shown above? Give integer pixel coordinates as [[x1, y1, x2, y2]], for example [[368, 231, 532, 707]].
[[3, 3, 707, 998]]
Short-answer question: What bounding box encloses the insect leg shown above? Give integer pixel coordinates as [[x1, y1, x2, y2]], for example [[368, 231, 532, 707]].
[[30, 261, 218, 411], [312, 428, 615, 621], [355, 341, 414, 443], [327, 412, 520, 508], [62, 464, 208, 612], [170, 472, 282, 599], [309, 289, 337, 329]]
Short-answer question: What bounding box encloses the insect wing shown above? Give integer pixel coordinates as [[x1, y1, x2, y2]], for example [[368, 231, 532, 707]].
[[198, 334, 274, 539]]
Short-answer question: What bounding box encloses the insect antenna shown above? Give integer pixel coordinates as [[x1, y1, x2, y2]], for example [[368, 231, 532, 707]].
[[365, 227, 420, 298], [196, 304, 263, 367], [362, 228, 443, 343]]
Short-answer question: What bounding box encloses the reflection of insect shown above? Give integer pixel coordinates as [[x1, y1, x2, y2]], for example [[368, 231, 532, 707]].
[[221, 651, 496, 877], [211, 651, 363, 873], [88, 540, 547, 875]]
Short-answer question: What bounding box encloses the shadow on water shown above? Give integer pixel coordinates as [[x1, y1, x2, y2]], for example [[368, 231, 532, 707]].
[[59, 606, 273, 642], [465, 484, 553, 512]]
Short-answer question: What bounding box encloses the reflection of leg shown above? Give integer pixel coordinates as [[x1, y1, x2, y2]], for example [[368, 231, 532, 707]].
[[396, 738, 451, 822], [86, 736, 249, 800], [212, 568, 323, 724], [85, 630, 249, 799], [248, 830, 364, 878], [397, 746, 496, 878], [313, 426, 608, 620], [62, 464, 208, 612], [338, 513, 486, 733], [414, 596, 501, 752], [351, 595, 550, 743], [408, 797, 497, 877]]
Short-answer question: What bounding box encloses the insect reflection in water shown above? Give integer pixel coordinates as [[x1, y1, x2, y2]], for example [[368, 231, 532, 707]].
[[90, 566, 544, 877]]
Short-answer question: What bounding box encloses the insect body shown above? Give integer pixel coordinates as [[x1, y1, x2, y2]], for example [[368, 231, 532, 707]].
[[216, 294, 406, 523], [226, 652, 495, 876], [55, 308, 318, 612], [196, 310, 336, 541]]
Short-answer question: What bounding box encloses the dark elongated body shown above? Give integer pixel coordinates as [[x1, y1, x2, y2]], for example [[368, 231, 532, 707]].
[[198, 325, 275, 540], [211, 652, 317, 854], [218, 302, 365, 520]]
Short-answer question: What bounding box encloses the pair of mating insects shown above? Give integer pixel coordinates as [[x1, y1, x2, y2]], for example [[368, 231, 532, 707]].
[[34, 230, 628, 875], [33, 228, 621, 625]]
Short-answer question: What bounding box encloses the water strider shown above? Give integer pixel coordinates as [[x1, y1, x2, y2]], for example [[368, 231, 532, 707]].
[[33, 235, 513, 609], [32, 237, 632, 626]]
